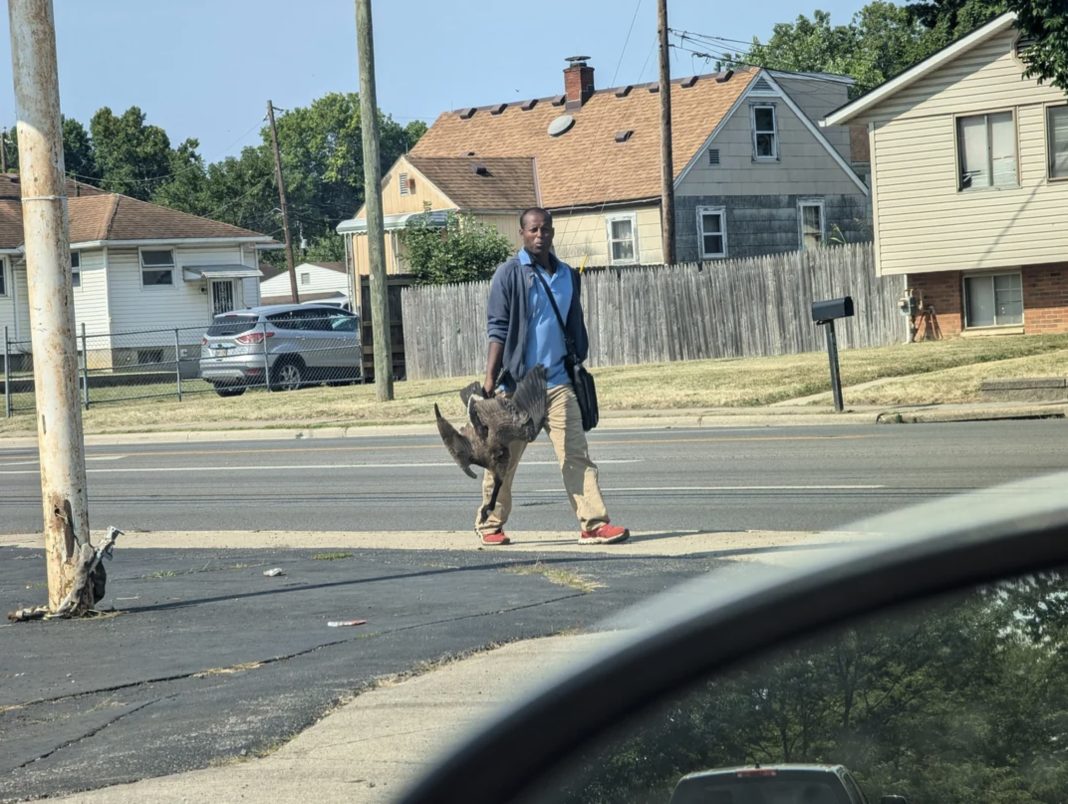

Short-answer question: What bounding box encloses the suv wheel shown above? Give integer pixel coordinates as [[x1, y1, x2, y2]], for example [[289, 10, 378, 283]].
[[271, 360, 303, 391]]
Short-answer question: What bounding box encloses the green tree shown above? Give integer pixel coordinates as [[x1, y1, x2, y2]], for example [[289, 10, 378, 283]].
[[89, 106, 176, 200], [399, 211, 512, 284], [61, 118, 98, 183], [1005, 0, 1068, 92], [150, 137, 208, 213]]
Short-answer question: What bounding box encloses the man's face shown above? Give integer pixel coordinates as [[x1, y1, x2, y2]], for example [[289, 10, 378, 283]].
[[520, 212, 553, 257]]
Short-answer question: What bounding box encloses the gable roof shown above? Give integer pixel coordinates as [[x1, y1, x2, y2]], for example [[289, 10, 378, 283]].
[[410, 68, 758, 209], [405, 155, 537, 210], [0, 172, 271, 249], [823, 12, 1017, 126]]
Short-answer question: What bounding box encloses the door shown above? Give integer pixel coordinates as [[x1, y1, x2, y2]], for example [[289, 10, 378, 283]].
[[210, 281, 236, 316]]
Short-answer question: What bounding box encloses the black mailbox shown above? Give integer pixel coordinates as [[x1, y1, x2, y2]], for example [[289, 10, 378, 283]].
[[811, 296, 854, 324]]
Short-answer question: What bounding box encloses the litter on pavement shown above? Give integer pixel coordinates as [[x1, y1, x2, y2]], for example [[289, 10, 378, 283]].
[[327, 619, 367, 628]]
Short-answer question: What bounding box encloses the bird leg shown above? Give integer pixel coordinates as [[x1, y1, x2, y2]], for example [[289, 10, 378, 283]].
[[479, 476, 503, 525]]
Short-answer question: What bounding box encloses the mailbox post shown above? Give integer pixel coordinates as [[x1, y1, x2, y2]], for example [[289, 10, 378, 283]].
[[811, 296, 854, 412]]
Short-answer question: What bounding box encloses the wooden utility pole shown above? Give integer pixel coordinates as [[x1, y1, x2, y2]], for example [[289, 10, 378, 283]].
[[8, 0, 93, 614], [355, 0, 393, 401], [657, 0, 676, 266], [267, 100, 300, 304]]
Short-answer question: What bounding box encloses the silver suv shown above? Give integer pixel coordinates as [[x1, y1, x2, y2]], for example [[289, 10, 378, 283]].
[[199, 303, 361, 397]]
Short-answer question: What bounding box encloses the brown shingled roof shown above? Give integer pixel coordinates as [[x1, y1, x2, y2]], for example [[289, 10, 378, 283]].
[[0, 172, 269, 249], [406, 155, 537, 209], [410, 68, 757, 209]]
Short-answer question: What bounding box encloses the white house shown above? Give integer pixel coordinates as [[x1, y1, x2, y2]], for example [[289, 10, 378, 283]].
[[259, 260, 351, 306]]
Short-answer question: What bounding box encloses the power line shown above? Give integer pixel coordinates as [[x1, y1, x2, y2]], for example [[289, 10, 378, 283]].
[[611, 0, 644, 87]]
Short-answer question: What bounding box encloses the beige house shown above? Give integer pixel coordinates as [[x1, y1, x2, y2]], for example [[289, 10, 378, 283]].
[[338, 58, 869, 275], [824, 12, 1068, 336]]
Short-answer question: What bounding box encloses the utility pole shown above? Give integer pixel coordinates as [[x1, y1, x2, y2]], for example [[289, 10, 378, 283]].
[[355, 0, 393, 401], [8, 0, 93, 614], [267, 100, 300, 304], [657, 0, 676, 266]]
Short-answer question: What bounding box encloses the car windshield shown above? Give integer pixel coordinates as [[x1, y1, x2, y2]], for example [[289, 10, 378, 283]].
[[205, 314, 258, 337]]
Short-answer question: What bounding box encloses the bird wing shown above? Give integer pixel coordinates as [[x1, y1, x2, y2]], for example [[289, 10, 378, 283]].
[[508, 364, 548, 441], [434, 404, 478, 478]]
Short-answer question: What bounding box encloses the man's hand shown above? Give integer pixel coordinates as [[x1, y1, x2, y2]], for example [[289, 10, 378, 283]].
[[481, 382, 496, 399]]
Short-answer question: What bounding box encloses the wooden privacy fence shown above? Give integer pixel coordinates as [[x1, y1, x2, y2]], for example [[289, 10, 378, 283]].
[[401, 243, 905, 381]]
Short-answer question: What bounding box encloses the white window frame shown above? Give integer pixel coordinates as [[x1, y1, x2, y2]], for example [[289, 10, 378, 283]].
[[750, 103, 778, 161], [139, 248, 175, 287], [798, 199, 825, 250], [963, 270, 1024, 329], [1047, 103, 1068, 180], [696, 206, 727, 259], [956, 110, 1018, 191], [605, 213, 639, 265], [71, 251, 80, 288], [0, 257, 6, 297]]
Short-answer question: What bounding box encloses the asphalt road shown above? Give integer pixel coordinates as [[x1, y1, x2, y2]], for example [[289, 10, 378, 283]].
[[2, 420, 1068, 535]]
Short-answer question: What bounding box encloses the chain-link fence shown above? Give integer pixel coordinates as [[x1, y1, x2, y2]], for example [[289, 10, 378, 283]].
[[3, 309, 363, 416]]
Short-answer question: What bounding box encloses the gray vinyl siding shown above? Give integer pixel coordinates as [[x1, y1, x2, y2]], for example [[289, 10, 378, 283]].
[[675, 194, 871, 261], [679, 94, 864, 197], [773, 76, 853, 162], [861, 29, 1068, 276]]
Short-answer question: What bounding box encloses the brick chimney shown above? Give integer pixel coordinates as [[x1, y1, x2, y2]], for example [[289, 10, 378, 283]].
[[564, 56, 595, 110]]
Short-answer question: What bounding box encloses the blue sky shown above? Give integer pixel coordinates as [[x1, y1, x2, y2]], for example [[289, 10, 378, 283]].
[[0, 0, 871, 164]]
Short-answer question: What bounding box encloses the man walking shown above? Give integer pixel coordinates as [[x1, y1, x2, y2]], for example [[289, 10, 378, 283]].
[[475, 207, 629, 547]]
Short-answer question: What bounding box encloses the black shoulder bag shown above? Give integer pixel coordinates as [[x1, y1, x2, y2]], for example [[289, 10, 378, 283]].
[[532, 269, 598, 431]]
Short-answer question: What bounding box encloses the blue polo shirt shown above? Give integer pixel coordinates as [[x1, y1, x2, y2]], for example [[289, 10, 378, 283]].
[[520, 249, 572, 388]]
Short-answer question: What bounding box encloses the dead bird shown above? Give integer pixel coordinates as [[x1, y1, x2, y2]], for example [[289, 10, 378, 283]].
[[434, 364, 548, 524]]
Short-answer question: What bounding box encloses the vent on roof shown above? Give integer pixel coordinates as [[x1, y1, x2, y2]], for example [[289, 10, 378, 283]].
[[490, 103, 508, 115], [459, 107, 477, 120], [466, 151, 477, 157], [473, 164, 491, 177], [681, 76, 698, 88], [614, 130, 633, 143], [520, 98, 538, 111], [751, 76, 774, 93], [648, 85, 659, 93], [707, 148, 720, 165], [716, 69, 735, 83], [614, 85, 633, 98], [551, 94, 567, 106], [548, 114, 575, 137]]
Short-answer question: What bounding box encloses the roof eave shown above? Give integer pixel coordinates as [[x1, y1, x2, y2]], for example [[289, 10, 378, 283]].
[[822, 11, 1017, 126], [71, 236, 275, 249]]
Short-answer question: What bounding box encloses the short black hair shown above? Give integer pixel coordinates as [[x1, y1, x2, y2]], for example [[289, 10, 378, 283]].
[[520, 207, 552, 228]]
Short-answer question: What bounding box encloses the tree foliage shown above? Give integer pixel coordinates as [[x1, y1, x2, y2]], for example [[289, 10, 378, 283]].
[[1005, 0, 1068, 92], [399, 211, 512, 285]]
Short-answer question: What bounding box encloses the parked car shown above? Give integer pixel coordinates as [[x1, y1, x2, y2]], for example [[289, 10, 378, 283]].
[[399, 472, 1068, 804], [199, 303, 360, 396], [670, 764, 878, 804]]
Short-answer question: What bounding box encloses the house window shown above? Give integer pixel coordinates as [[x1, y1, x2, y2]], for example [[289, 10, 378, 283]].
[[140, 248, 174, 286], [71, 252, 80, 288], [398, 172, 410, 195], [799, 200, 825, 250], [957, 111, 1017, 190], [751, 105, 778, 160], [964, 271, 1023, 328], [697, 206, 726, 258], [1048, 105, 1068, 179], [606, 214, 638, 264], [300, 271, 311, 286], [0, 258, 6, 297]]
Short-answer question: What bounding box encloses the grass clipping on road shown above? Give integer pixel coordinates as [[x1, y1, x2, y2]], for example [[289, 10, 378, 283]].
[[1, 335, 1066, 436]]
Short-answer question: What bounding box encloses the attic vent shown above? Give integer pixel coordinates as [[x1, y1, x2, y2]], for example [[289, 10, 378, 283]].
[[520, 98, 538, 111], [614, 85, 633, 98], [490, 103, 508, 115], [751, 77, 774, 93], [466, 151, 477, 156], [681, 76, 698, 88], [648, 85, 659, 94], [459, 107, 477, 120], [551, 94, 567, 106], [1015, 34, 1037, 59], [473, 164, 491, 177], [707, 148, 720, 165], [716, 69, 735, 83], [398, 172, 411, 195], [548, 114, 575, 137], [614, 130, 633, 143]]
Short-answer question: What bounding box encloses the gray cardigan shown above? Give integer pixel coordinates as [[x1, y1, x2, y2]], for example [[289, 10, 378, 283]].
[[486, 252, 589, 385]]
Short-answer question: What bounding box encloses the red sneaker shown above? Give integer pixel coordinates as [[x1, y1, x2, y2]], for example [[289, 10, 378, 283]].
[[578, 524, 629, 545], [478, 529, 511, 546]]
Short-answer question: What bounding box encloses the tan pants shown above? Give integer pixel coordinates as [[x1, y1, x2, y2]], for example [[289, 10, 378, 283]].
[[475, 383, 609, 534]]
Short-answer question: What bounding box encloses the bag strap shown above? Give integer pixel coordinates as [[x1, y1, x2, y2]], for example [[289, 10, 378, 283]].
[[531, 267, 578, 361]]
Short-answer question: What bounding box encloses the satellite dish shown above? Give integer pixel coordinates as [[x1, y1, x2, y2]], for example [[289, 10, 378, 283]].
[[547, 114, 575, 137]]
